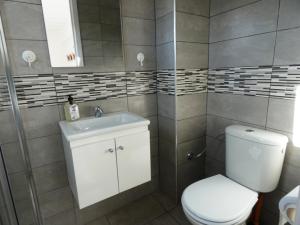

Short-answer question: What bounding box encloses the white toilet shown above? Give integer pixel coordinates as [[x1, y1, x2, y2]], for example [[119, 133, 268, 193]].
[[181, 125, 288, 225]]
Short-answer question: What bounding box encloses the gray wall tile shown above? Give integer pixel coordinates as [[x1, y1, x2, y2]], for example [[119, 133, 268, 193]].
[[103, 42, 123, 57], [122, 17, 155, 45], [156, 42, 175, 70], [210, 0, 279, 43], [176, 42, 208, 69], [14, 198, 35, 225], [1, 1, 46, 40], [21, 105, 60, 138], [0, 110, 18, 144], [158, 116, 176, 142], [209, 33, 276, 68], [124, 45, 156, 71], [176, 12, 209, 43], [157, 94, 175, 119], [285, 142, 300, 169], [128, 94, 157, 117], [207, 93, 269, 126], [205, 136, 225, 163], [278, 0, 300, 30], [39, 187, 74, 219], [8, 172, 30, 201], [159, 139, 176, 164], [79, 23, 102, 41], [155, 0, 174, 18], [177, 115, 206, 143], [121, 0, 155, 19], [156, 13, 174, 45], [176, 93, 207, 120], [279, 164, 300, 192], [7, 40, 52, 75], [33, 162, 68, 194], [176, 0, 209, 17], [177, 155, 205, 192], [210, 0, 259, 16], [266, 98, 295, 133], [274, 27, 300, 65], [1, 142, 25, 174], [82, 41, 103, 57], [28, 135, 65, 168], [177, 137, 206, 165]]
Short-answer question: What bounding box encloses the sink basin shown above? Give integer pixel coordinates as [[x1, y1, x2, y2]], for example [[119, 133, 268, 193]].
[[59, 112, 150, 141]]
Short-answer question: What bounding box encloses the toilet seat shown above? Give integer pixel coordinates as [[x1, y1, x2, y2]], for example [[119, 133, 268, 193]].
[[181, 175, 258, 225]]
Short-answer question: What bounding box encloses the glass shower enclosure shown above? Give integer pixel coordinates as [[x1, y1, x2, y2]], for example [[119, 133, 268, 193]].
[[0, 5, 42, 225]]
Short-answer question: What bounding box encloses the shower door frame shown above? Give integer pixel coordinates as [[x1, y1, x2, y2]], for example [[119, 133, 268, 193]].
[[0, 7, 43, 225]]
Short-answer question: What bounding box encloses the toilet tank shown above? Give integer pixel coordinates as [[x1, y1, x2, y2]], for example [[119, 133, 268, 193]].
[[225, 125, 288, 193]]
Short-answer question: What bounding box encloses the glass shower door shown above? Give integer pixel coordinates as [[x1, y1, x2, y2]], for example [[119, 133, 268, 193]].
[[0, 17, 18, 225], [0, 5, 42, 225]]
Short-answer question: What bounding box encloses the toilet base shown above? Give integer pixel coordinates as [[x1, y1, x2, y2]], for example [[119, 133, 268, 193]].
[[182, 205, 251, 225]]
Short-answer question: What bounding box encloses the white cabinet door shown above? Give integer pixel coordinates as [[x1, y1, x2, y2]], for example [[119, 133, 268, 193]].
[[116, 131, 151, 192], [72, 139, 119, 208]]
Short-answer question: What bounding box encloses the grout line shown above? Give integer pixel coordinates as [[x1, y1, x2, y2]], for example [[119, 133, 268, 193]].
[[176, 10, 209, 19], [121, 15, 155, 21], [210, 0, 262, 17], [3, 0, 41, 6], [265, 0, 282, 129], [209, 30, 277, 44]]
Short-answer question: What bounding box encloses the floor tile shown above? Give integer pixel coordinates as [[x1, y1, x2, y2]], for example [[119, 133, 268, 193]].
[[107, 195, 165, 225], [169, 206, 192, 225], [147, 213, 179, 225], [152, 192, 177, 212]]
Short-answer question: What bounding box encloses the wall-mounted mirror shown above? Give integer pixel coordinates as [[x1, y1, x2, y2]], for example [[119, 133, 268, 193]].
[[41, 0, 83, 67], [41, 0, 123, 69]]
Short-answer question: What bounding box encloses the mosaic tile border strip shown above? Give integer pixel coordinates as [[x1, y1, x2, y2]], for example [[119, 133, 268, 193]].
[[54, 72, 127, 103], [270, 66, 300, 99], [157, 70, 176, 95], [176, 69, 208, 96], [208, 66, 272, 97], [126, 71, 157, 96], [14, 74, 58, 108], [0, 71, 158, 111], [208, 66, 300, 99], [0, 76, 10, 110]]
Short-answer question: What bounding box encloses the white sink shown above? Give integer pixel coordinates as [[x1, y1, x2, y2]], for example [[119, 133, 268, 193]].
[[59, 112, 150, 141]]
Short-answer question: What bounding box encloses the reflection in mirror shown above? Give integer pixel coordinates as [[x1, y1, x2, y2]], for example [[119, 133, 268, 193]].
[[41, 0, 83, 67], [41, 0, 123, 71]]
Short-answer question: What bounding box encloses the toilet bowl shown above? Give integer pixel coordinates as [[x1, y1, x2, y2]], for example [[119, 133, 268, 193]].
[[181, 125, 288, 225], [181, 175, 257, 225]]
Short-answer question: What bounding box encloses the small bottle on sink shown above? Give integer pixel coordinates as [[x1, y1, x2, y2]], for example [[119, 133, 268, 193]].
[[64, 95, 80, 121]]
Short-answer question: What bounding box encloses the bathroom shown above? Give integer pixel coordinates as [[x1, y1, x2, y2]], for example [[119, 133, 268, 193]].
[[0, 0, 299, 224]]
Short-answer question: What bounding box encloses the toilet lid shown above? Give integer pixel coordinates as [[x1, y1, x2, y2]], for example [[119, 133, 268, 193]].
[[181, 175, 258, 223]]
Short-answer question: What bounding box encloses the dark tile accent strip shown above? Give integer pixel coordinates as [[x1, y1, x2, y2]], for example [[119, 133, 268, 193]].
[[54, 72, 127, 103], [14, 74, 57, 108], [157, 70, 175, 95], [208, 66, 272, 97], [176, 69, 207, 96], [0, 76, 10, 110], [271, 66, 300, 99], [126, 71, 157, 96]]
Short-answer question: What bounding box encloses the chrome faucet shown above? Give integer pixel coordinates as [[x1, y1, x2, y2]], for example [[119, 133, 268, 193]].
[[95, 106, 104, 118]]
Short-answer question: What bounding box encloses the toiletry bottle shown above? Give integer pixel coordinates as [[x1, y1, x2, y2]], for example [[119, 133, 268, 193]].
[[64, 95, 80, 121]]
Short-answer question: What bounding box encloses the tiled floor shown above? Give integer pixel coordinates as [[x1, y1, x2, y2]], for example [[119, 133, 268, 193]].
[[85, 192, 192, 225]]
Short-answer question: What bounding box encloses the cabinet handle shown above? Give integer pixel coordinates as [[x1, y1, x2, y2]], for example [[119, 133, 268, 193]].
[[117, 146, 124, 151], [106, 148, 114, 153]]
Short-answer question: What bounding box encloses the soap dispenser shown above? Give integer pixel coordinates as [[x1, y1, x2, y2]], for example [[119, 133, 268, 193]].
[[64, 95, 80, 121]]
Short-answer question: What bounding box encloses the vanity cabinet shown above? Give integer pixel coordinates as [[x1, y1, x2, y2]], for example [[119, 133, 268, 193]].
[[61, 123, 151, 209]]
